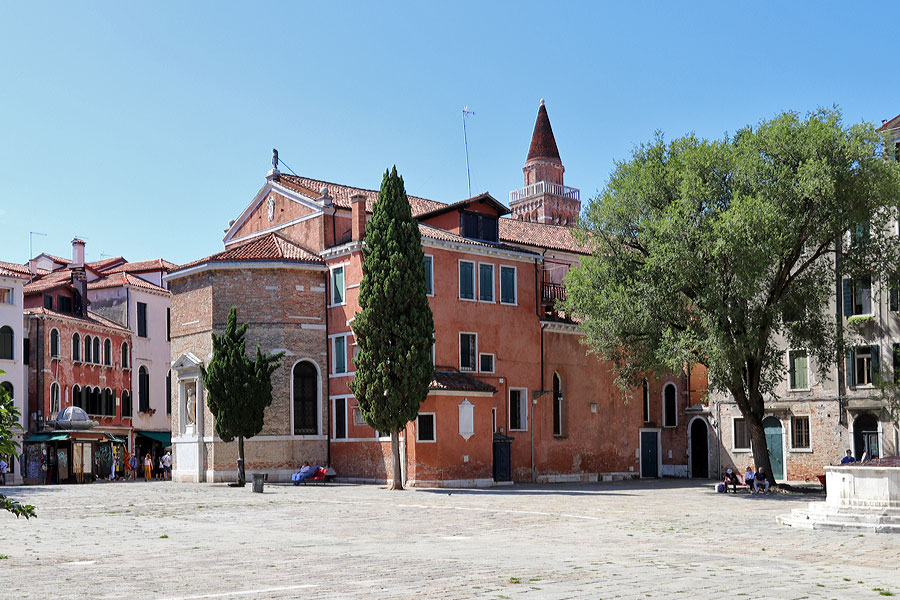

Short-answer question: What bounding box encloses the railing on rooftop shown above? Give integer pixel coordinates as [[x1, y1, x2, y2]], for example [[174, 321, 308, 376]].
[[542, 282, 567, 304], [509, 181, 580, 204]]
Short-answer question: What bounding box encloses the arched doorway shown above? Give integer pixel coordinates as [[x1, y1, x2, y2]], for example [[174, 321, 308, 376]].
[[292, 361, 319, 435], [853, 413, 879, 460], [762, 416, 784, 480], [690, 419, 709, 478]]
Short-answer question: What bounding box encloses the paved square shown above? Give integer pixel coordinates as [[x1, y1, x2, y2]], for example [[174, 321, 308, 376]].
[[2, 479, 899, 599]]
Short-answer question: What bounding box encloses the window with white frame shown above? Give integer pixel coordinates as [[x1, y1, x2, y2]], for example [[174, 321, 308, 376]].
[[72, 333, 80, 362], [459, 260, 475, 300], [479, 353, 494, 373], [50, 382, 60, 415], [460, 333, 477, 372], [50, 328, 60, 358], [662, 383, 677, 427], [332, 335, 348, 374], [791, 415, 810, 449], [0, 325, 13, 360], [847, 345, 878, 388], [478, 263, 494, 302], [509, 388, 528, 431], [423, 255, 433, 296], [733, 418, 750, 450], [788, 349, 809, 390], [500, 265, 517, 305], [0, 287, 12, 304], [552, 373, 563, 436], [843, 277, 872, 316], [417, 412, 436, 442], [333, 397, 347, 439], [331, 266, 345, 305], [293, 361, 319, 435], [84, 335, 92, 363]]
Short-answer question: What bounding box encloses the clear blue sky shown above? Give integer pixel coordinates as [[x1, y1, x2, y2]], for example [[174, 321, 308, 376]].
[[2, 2, 898, 265]]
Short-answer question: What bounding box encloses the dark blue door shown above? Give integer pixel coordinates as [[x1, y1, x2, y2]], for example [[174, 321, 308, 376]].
[[641, 431, 659, 478]]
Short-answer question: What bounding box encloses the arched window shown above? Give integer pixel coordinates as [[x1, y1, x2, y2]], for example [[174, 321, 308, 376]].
[[166, 370, 172, 414], [1, 381, 13, 399], [84, 335, 92, 363], [552, 372, 563, 436], [292, 361, 319, 435], [50, 382, 60, 415], [0, 326, 12, 360], [663, 382, 678, 428], [92, 337, 100, 364], [642, 378, 650, 423], [104, 339, 111, 366], [121, 342, 129, 369], [121, 390, 132, 417], [138, 367, 150, 412], [50, 328, 60, 358], [103, 388, 115, 416], [72, 333, 81, 361], [72, 385, 81, 409]]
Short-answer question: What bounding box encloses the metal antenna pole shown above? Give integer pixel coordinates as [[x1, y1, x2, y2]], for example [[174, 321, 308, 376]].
[[29, 231, 47, 261], [462, 106, 475, 197]]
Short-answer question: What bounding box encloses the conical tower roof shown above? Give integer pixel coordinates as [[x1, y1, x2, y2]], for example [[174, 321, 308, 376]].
[[526, 99, 561, 163]]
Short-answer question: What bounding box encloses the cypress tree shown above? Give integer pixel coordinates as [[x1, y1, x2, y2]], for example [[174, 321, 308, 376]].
[[350, 166, 435, 490], [201, 307, 283, 486]]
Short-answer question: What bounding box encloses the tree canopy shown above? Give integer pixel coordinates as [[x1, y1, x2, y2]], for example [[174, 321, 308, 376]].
[[201, 306, 283, 486], [1, 370, 35, 518], [350, 166, 435, 490], [564, 108, 900, 479]]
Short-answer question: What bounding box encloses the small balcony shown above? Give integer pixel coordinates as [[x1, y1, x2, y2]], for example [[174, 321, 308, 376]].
[[509, 181, 580, 204], [542, 282, 567, 304]]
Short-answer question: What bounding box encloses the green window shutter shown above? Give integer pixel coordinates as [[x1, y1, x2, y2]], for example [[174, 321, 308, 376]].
[[846, 350, 855, 388], [333, 268, 344, 304], [842, 279, 852, 317], [792, 352, 808, 389], [871, 344, 880, 383], [459, 262, 474, 299], [479, 264, 493, 301]]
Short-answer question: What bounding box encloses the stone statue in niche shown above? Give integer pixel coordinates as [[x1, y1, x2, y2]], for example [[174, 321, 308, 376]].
[[185, 382, 197, 426], [267, 195, 275, 222]]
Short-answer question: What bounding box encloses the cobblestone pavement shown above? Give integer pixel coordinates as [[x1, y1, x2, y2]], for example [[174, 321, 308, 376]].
[[2, 479, 899, 599]]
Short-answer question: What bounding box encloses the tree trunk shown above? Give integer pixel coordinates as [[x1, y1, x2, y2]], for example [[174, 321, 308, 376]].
[[730, 383, 777, 489], [237, 435, 246, 487], [746, 414, 775, 487], [390, 430, 403, 490]]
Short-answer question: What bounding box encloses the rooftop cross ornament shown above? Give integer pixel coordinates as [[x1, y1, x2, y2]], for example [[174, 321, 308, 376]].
[[272, 148, 279, 170]]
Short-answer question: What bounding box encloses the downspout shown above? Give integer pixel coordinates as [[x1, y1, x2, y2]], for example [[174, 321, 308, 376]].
[[835, 241, 846, 427], [324, 272, 332, 469], [534, 253, 546, 484]]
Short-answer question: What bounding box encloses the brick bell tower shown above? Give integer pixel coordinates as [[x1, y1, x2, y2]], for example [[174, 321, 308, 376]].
[[509, 99, 581, 225]]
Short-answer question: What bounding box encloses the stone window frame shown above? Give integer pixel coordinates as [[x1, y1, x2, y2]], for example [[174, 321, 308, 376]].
[[790, 415, 812, 452], [416, 412, 436, 443], [289, 359, 322, 438], [662, 382, 677, 428], [732, 416, 751, 453], [509, 387, 528, 432], [329, 263, 347, 307], [478, 262, 495, 303], [787, 348, 810, 391], [499, 265, 518, 306]]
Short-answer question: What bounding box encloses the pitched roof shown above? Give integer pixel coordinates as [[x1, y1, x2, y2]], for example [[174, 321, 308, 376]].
[[172, 232, 323, 274], [878, 113, 900, 132], [526, 100, 561, 163], [88, 272, 169, 293], [430, 368, 497, 393], [24, 307, 131, 334], [415, 192, 511, 219], [23, 270, 74, 294], [0, 261, 31, 280], [418, 224, 538, 256], [87, 256, 127, 271], [103, 258, 178, 274], [498, 219, 592, 255], [277, 174, 446, 217]]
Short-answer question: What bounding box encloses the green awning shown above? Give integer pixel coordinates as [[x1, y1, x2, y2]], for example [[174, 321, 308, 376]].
[[136, 430, 171, 445], [25, 432, 71, 443], [105, 433, 127, 444]]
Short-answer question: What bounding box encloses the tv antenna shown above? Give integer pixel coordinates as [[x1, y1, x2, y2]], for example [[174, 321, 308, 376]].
[[462, 106, 475, 197], [29, 231, 47, 260]]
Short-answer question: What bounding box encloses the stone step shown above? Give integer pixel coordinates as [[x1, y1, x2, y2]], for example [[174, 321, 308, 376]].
[[777, 515, 900, 533]]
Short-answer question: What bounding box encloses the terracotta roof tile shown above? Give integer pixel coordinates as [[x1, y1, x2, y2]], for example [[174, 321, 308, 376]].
[[498, 219, 592, 255], [88, 272, 169, 293], [418, 224, 538, 255], [87, 256, 127, 271], [415, 192, 511, 219], [0, 261, 31, 280], [527, 101, 561, 163], [172, 232, 323, 274], [23, 270, 74, 294], [430, 368, 497, 393], [878, 113, 900, 132], [278, 174, 445, 216], [24, 307, 131, 334], [103, 258, 178, 274]]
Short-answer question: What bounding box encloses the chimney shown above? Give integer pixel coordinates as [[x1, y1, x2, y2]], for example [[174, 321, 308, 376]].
[[351, 194, 367, 241], [71, 238, 85, 267]]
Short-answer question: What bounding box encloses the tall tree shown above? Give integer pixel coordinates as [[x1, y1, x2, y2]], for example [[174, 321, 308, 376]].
[[201, 307, 283, 486], [564, 109, 900, 483], [1, 370, 35, 518], [351, 166, 435, 490]]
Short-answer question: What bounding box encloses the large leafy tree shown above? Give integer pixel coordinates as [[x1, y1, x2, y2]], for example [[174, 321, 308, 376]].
[[350, 166, 435, 490], [564, 109, 900, 482], [1, 370, 35, 518], [201, 307, 283, 486]]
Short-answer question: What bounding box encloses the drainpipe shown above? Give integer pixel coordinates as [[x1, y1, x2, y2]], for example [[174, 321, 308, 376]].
[[716, 399, 721, 478], [835, 241, 846, 427], [324, 270, 332, 469]]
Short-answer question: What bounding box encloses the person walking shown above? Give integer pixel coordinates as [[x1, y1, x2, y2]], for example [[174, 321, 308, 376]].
[[143, 453, 152, 481], [162, 451, 172, 481], [0, 457, 7, 485]]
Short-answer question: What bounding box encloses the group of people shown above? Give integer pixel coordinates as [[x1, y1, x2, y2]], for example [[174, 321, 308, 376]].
[[124, 451, 171, 481], [722, 465, 771, 494], [291, 461, 322, 485]]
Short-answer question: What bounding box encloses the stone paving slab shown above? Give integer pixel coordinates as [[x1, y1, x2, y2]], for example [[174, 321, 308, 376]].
[[1, 479, 899, 599]]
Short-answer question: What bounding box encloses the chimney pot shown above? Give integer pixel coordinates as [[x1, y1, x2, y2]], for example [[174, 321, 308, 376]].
[[71, 238, 85, 267]]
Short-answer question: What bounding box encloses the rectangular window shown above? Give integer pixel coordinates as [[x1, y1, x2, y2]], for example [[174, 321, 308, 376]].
[[479, 353, 494, 373], [352, 408, 366, 427], [459, 261, 475, 300], [57, 296, 72, 313], [331, 266, 345, 305], [642, 379, 650, 423], [894, 343, 900, 385], [890, 274, 900, 312], [423, 255, 433, 296], [492, 407, 497, 433], [791, 416, 810, 449], [509, 388, 528, 431], [733, 418, 750, 450], [500, 266, 517, 305], [788, 350, 809, 390], [460, 212, 499, 242], [333, 335, 347, 374], [417, 413, 436, 442], [843, 277, 872, 316], [478, 263, 494, 302], [334, 398, 347, 439], [167, 307, 171, 341], [855, 346, 873, 386], [44, 294, 53, 310], [137, 302, 148, 338], [0, 287, 11, 304], [460, 333, 476, 372]]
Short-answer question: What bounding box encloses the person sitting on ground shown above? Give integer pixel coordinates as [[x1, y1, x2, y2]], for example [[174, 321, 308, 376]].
[[723, 467, 739, 493], [744, 465, 755, 493], [754, 467, 770, 494], [840, 449, 856, 464], [292, 461, 322, 485]]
